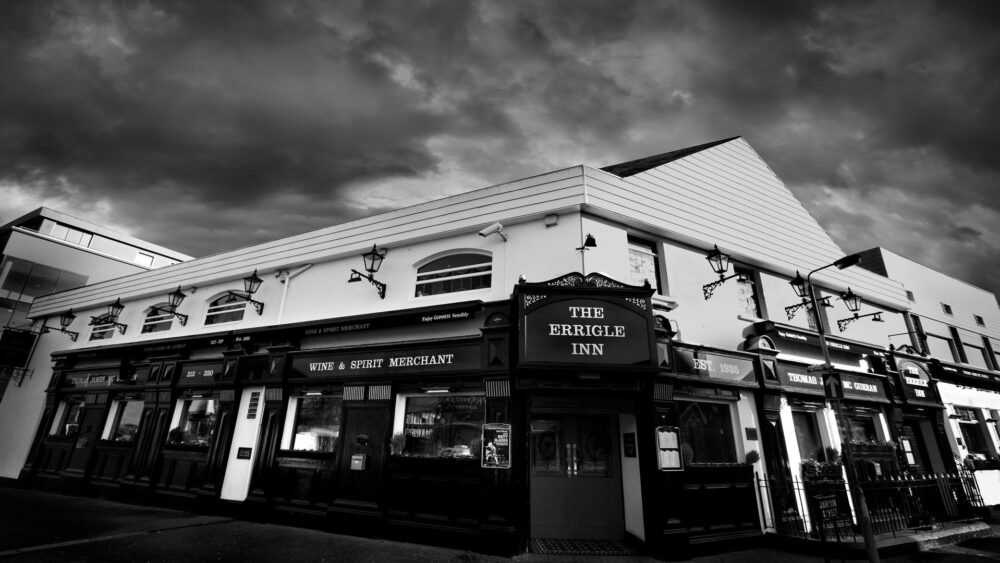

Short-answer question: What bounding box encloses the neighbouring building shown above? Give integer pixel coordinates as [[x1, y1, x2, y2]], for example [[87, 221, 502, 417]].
[[0, 207, 192, 474], [857, 247, 1000, 504], [7, 138, 996, 558]]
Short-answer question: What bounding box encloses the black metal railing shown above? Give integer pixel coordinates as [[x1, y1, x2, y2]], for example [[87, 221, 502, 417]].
[[756, 471, 985, 540]]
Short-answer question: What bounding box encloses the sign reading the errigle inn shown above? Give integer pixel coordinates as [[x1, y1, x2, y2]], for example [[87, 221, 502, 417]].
[[289, 342, 481, 378], [516, 273, 655, 368]]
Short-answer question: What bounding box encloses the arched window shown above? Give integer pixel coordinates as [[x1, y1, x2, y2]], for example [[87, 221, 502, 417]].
[[141, 304, 173, 334], [205, 293, 247, 325], [415, 253, 492, 297]]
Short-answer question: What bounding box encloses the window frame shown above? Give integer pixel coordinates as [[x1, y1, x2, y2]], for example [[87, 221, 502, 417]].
[[280, 393, 343, 453], [89, 314, 117, 341], [676, 399, 739, 465], [102, 399, 144, 443], [941, 303, 953, 316], [204, 293, 247, 325], [626, 237, 662, 293], [49, 399, 85, 437], [414, 252, 492, 298], [391, 391, 486, 460], [166, 397, 220, 448], [141, 305, 174, 334], [974, 314, 985, 327]]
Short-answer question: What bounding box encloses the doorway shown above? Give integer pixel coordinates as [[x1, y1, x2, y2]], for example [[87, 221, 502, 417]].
[[529, 412, 624, 539]]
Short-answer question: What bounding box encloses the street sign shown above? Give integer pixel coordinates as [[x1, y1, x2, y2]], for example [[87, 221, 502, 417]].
[[823, 372, 844, 400]]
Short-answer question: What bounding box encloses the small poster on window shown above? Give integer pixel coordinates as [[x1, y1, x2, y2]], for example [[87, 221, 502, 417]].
[[481, 423, 511, 469]]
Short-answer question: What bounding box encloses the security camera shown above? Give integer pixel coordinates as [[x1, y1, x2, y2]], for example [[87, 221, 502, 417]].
[[478, 222, 507, 241]]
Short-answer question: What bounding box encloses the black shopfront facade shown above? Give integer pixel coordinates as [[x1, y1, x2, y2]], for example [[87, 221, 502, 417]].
[[21, 300, 521, 554], [21, 275, 781, 558]]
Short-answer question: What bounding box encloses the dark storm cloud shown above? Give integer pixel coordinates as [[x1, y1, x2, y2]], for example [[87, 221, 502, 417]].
[[1, 0, 998, 296]]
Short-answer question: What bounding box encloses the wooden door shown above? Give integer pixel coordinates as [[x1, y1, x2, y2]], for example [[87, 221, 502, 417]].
[[336, 405, 389, 509], [529, 413, 624, 539]]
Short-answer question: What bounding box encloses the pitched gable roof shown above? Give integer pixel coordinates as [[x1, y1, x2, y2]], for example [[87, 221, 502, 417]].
[[600, 136, 741, 178]]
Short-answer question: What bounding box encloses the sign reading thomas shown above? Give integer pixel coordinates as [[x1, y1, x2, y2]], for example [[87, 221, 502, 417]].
[[516, 272, 656, 369]]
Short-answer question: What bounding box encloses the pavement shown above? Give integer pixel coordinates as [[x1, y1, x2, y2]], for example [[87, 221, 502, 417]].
[[2, 484, 1000, 562]]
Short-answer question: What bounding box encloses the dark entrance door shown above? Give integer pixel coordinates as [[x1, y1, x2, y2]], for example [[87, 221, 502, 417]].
[[64, 405, 104, 476], [529, 412, 624, 539], [336, 405, 389, 509]]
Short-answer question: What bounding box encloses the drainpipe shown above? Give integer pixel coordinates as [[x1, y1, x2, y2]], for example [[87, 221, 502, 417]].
[[276, 264, 313, 323]]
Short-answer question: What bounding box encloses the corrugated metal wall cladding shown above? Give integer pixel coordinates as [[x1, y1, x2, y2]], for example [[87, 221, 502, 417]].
[[881, 251, 1000, 338], [31, 169, 589, 316], [584, 140, 907, 309]]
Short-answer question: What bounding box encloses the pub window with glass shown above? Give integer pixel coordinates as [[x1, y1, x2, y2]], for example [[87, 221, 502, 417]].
[[166, 397, 219, 447], [677, 400, 737, 465], [49, 399, 85, 437], [141, 306, 173, 334], [391, 392, 485, 459], [627, 237, 662, 292], [280, 393, 342, 453], [102, 398, 144, 443], [954, 407, 990, 459], [414, 253, 492, 297]]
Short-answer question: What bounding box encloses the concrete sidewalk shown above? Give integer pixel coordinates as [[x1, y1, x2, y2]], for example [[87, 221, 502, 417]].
[[1, 485, 997, 562]]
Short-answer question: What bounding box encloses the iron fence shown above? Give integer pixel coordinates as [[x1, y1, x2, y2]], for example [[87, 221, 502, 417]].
[[756, 471, 985, 541]]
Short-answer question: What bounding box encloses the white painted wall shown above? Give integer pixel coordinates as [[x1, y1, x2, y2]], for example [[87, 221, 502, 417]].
[[221, 386, 266, 501], [618, 413, 644, 540]]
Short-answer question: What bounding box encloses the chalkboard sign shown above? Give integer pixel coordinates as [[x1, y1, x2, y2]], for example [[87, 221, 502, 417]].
[[815, 494, 838, 522], [481, 423, 511, 469]]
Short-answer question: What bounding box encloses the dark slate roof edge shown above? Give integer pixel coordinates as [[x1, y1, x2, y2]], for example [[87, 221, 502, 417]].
[[599, 136, 741, 178]]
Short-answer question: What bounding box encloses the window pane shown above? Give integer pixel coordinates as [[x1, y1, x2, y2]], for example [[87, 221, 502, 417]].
[[678, 401, 736, 464], [792, 411, 823, 461], [415, 254, 492, 297], [90, 324, 116, 341], [205, 294, 246, 325], [736, 268, 762, 318], [54, 401, 84, 437], [400, 395, 485, 459], [167, 398, 219, 447], [627, 241, 659, 290], [960, 422, 988, 455], [292, 396, 342, 452], [142, 308, 173, 334], [846, 416, 878, 442], [111, 401, 144, 442]]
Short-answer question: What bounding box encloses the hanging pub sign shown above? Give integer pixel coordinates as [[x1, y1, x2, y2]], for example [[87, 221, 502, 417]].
[[515, 272, 655, 369], [0, 328, 36, 368], [289, 341, 481, 378], [672, 345, 756, 386], [481, 423, 511, 469], [895, 358, 941, 406]]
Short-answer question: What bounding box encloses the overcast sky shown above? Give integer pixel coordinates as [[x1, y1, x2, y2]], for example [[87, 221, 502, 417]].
[[1, 1, 998, 299]]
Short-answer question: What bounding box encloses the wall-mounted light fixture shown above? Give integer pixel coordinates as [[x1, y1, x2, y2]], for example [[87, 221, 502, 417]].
[[836, 288, 883, 331], [226, 270, 265, 315], [149, 286, 190, 325], [702, 245, 749, 300], [40, 309, 80, 341], [90, 298, 128, 334], [575, 233, 597, 252], [348, 244, 387, 299], [785, 271, 832, 320]]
